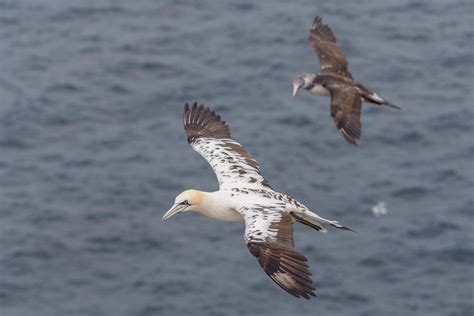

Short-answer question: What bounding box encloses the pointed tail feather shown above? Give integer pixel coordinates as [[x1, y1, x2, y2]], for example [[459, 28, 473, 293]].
[[365, 92, 400, 110], [290, 211, 354, 233], [328, 221, 356, 232], [382, 102, 401, 110], [291, 212, 327, 233]]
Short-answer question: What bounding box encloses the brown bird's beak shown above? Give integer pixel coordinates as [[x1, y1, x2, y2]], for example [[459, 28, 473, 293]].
[[292, 84, 300, 98], [162, 204, 186, 221]]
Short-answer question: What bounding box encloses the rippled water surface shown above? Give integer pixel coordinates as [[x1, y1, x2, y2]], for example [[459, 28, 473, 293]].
[[1, 1, 473, 315]]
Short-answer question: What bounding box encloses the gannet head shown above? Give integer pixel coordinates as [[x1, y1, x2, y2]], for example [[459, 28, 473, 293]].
[[292, 74, 316, 97], [162, 189, 205, 221]]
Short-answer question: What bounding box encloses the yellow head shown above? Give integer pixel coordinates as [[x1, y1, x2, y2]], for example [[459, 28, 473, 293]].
[[162, 189, 205, 221]]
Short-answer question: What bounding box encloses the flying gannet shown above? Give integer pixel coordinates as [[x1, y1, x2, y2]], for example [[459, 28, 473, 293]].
[[292, 16, 399, 145], [163, 102, 352, 299]]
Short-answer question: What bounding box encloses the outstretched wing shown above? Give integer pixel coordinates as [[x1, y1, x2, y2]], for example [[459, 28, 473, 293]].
[[242, 207, 315, 299], [308, 16, 353, 79], [183, 103, 272, 189], [327, 85, 362, 145]]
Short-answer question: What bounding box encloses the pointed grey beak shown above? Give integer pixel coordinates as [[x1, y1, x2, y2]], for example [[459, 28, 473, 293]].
[[162, 204, 186, 221], [292, 84, 300, 98]]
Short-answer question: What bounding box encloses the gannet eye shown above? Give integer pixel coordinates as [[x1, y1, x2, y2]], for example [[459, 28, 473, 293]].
[[180, 200, 190, 206]]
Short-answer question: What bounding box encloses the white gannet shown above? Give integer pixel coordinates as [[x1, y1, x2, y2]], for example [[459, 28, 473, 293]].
[[292, 16, 399, 145], [163, 102, 352, 299]]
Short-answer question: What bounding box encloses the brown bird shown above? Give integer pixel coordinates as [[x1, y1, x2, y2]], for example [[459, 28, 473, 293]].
[[292, 16, 399, 145]]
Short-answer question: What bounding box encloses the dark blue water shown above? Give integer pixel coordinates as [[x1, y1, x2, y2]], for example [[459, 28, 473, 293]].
[[1, 1, 473, 315]]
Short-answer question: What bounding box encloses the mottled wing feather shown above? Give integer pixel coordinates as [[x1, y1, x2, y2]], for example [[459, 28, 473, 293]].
[[242, 209, 316, 299], [184, 103, 231, 142], [183, 103, 272, 189], [308, 16, 353, 79], [328, 86, 362, 145]]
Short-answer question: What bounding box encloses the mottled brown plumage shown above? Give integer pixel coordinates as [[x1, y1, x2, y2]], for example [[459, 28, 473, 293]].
[[293, 16, 399, 145], [166, 103, 352, 299], [309, 16, 353, 79], [247, 213, 315, 299], [328, 85, 362, 145], [183, 103, 272, 189]]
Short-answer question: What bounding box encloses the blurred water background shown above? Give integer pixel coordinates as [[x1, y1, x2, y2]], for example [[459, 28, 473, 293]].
[[0, 0, 473, 315]]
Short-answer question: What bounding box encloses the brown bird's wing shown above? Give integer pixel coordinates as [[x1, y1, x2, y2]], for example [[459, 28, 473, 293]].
[[183, 102, 272, 190], [243, 209, 315, 299], [308, 16, 353, 79], [327, 85, 362, 145]]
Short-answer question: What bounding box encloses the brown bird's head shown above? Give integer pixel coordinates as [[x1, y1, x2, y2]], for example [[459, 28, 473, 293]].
[[292, 74, 316, 97]]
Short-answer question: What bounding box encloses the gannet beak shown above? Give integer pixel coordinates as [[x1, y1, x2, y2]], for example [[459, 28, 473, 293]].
[[292, 84, 300, 98], [162, 204, 186, 221]]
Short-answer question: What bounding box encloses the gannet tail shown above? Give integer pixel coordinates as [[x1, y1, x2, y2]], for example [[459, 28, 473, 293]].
[[291, 210, 354, 233]]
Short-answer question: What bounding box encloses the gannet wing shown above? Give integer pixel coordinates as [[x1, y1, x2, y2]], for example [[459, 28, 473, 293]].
[[327, 85, 362, 145], [242, 208, 315, 299], [308, 16, 353, 79], [183, 103, 272, 189]]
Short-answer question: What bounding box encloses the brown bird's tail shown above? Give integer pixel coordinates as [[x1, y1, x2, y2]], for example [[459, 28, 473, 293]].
[[364, 92, 400, 110]]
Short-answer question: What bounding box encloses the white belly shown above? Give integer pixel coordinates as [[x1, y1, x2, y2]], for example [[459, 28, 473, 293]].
[[309, 84, 330, 96]]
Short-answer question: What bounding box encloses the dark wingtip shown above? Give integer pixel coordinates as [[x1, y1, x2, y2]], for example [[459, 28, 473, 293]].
[[342, 135, 359, 146], [311, 16, 322, 29], [309, 15, 336, 43], [183, 102, 231, 143], [299, 290, 316, 299], [338, 133, 358, 146]]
